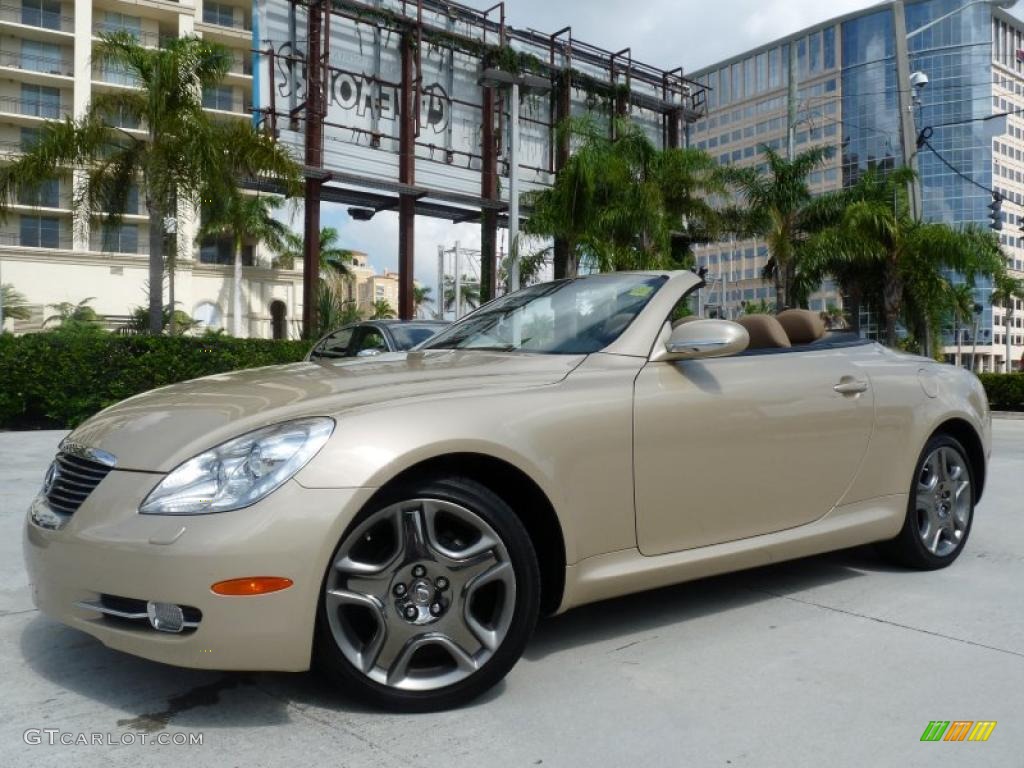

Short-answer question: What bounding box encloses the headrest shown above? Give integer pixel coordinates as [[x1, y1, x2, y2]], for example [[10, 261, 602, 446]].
[[776, 309, 826, 344], [736, 314, 791, 349]]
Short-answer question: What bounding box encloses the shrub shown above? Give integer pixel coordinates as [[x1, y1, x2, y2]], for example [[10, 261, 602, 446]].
[[978, 372, 1024, 411], [0, 329, 309, 429]]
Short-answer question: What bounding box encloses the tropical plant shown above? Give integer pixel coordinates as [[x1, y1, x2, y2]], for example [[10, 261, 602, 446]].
[[945, 282, 976, 368], [799, 169, 1005, 348], [820, 304, 848, 330], [721, 145, 838, 310], [44, 298, 100, 327], [126, 305, 199, 336], [523, 117, 726, 277], [277, 226, 354, 276], [442, 275, 481, 316], [314, 279, 360, 337], [1, 284, 31, 322], [370, 299, 396, 320], [0, 33, 301, 334], [740, 298, 775, 315], [413, 284, 433, 318], [199, 194, 290, 337], [499, 249, 548, 293], [992, 273, 1024, 372]]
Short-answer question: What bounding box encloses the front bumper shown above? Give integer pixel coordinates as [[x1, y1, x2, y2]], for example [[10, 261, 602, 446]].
[[23, 470, 373, 671]]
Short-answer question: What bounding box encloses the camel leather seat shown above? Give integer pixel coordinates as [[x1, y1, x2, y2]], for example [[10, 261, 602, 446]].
[[736, 314, 791, 349], [776, 309, 827, 345]]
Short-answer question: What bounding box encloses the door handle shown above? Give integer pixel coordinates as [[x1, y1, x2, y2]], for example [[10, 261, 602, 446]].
[[833, 379, 869, 395]]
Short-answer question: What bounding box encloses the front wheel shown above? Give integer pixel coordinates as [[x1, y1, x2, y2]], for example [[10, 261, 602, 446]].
[[314, 477, 540, 711], [879, 433, 975, 570]]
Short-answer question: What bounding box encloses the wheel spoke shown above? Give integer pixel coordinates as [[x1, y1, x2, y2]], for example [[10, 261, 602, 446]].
[[324, 496, 516, 693], [928, 526, 943, 554], [399, 507, 430, 560]]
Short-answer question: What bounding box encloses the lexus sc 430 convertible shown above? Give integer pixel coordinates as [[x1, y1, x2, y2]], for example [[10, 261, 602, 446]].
[[24, 271, 990, 710]]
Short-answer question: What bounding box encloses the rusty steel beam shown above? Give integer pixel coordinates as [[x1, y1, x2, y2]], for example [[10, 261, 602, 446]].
[[480, 86, 498, 302], [302, 0, 325, 339], [552, 70, 572, 279], [398, 31, 416, 320]]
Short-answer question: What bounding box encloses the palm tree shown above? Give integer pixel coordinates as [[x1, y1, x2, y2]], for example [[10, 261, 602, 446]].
[[277, 226, 354, 276], [1, 284, 31, 322], [315, 280, 360, 337], [44, 298, 99, 327], [413, 284, 433, 318], [946, 282, 976, 368], [992, 273, 1024, 372], [443, 275, 480, 317], [523, 117, 726, 277], [0, 33, 300, 334], [370, 299, 396, 320], [199, 194, 290, 337], [800, 169, 1005, 348], [722, 145, 837, 310]]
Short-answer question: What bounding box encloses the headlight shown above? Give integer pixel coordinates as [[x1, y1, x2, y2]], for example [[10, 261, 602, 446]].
[[139, 418, 334, 515]]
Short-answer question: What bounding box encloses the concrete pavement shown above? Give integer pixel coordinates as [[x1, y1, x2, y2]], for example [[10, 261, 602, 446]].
[[1, 424, 1022, 767]]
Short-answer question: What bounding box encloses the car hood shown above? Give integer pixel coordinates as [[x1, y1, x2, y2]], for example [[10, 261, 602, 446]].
[[67, 350, 585, 472]]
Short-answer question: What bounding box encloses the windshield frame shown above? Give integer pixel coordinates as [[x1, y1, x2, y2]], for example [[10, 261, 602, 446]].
[[421, 274, 669, 356]]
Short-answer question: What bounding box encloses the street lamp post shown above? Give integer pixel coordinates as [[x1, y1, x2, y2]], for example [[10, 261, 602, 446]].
[[478, 68, 550, 293], [894, 0, 1017, 224]]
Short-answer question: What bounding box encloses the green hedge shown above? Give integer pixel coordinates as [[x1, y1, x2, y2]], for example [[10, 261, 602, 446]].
[[978, 373, 1024, 411], [0, 330, 309, 429]]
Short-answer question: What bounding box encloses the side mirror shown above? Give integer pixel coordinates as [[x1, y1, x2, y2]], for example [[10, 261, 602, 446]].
[[652, 319, 749, 362]]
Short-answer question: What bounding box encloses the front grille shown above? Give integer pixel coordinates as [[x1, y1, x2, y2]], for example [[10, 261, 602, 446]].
[[45, 451, 114, 515]]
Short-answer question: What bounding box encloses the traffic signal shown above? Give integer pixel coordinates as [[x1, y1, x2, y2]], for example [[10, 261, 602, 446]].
[[989, 192, 1003, 231]]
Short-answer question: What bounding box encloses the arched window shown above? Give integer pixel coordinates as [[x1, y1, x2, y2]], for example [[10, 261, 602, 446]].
[[270, 300, 287, 340], [193, 301, 222, 331]]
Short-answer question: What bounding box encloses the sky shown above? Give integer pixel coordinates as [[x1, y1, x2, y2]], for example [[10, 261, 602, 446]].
[[313, 0, 1021, 300]]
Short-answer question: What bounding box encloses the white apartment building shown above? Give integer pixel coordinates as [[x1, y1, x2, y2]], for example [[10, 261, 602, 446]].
[[0, 0, 306, 338]]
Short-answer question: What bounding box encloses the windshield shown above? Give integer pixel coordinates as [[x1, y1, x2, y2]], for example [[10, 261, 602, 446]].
[[389, 324, 446, 350], [423, 274, 666, 354]]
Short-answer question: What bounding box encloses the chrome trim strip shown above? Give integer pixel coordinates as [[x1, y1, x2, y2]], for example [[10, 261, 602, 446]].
[[58, 440, 117, 468], [74, 601, 199, 629]]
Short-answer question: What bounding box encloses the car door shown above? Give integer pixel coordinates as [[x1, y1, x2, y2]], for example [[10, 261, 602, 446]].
[[633, 346, 875, 555], [349, 326, 390, 357], [309, 326, 355, 361]]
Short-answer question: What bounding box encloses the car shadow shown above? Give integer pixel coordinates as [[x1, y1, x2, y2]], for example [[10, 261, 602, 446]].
[[17, 545, 895, 725], [524, 544, 897, 660]]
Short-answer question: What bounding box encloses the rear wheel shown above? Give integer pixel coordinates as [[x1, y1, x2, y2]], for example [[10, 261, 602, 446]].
[[314, 477, 540, 711], [879, 433, 975, 569]]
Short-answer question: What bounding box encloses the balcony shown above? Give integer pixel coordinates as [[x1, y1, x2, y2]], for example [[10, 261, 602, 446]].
[[0, 95, 69, 120], [92, 23, 174, 49], [0, 49, 74, 78], [92, 64, 141, 88], [0, 3, 74, 35]]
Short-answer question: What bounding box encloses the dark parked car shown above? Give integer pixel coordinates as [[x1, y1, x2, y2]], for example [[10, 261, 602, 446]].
[[306, 320, 449, 361]]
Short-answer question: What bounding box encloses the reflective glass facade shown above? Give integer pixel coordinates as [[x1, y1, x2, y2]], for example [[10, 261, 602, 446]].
[[689, 0, 1023, 368]]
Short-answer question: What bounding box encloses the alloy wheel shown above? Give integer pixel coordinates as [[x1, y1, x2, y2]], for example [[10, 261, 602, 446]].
[[915, 445, 971, 558], [324, 498, 517, 691]]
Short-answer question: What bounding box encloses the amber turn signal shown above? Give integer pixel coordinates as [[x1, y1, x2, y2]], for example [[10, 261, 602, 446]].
[[211, 577, 294, 596]]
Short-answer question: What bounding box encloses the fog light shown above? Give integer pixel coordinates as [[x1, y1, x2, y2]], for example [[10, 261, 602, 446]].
[[146, 601, 185, 633]]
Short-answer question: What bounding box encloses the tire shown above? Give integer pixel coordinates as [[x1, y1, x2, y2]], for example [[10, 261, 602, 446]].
[[878, 433, 975, 570], [313, 476, 540, 712]]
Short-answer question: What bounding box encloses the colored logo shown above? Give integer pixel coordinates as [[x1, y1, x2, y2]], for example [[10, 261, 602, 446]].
[[921, 721, 997, 742]]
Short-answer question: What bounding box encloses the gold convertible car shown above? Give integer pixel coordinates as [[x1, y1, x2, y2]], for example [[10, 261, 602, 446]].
[[24, 271, 990, 710]]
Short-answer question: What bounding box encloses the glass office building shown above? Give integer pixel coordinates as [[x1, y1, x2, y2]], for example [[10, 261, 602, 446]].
[[688, 0, 1024, 371]]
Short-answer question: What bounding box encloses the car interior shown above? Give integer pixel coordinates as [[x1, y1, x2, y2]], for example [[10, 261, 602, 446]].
[[671, 309, 866, 355]]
